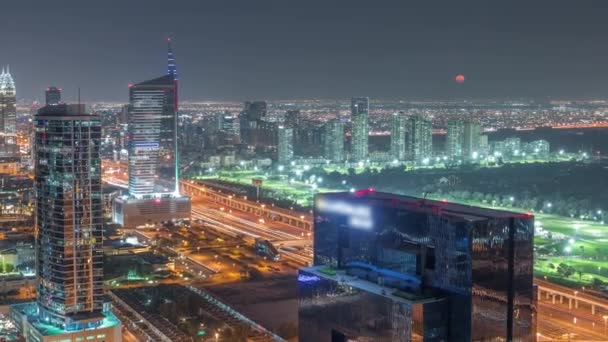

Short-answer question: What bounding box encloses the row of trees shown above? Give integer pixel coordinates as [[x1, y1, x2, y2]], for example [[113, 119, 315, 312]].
[[315, 162, 607, 220]]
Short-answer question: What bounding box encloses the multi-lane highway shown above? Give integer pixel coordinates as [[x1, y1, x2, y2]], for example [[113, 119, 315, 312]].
[[536, 279, 608, 340], [102, 159, 313, 265]]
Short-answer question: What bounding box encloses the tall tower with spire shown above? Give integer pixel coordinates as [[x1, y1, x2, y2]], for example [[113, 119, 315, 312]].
[[113, 38, 190, 227], [0, 65, 16, 144]]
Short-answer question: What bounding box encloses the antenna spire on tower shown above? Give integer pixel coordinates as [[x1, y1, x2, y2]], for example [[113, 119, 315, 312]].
[[167, 37, 177, 80]]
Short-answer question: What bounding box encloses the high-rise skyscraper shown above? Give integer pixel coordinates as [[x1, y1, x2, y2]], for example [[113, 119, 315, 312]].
[[277, 126, 293, 165], [406, 114, 433, 163], [463, 120, 481, 159], [113, 40, 190, 227], [446, 119, 465, 158], [45, 86, 62, 106], [215, 111, 239, 137], [324, 119, 344, 162], [390, 111, 406, 161], [350, 97, 369, 161], [300, 191, 535, 341], [0, 66, 16, 144], [239, 101, 271, 146], [10, 103, 122, 341], [126, 74, 178, 196], [35, 103, 103, 324]]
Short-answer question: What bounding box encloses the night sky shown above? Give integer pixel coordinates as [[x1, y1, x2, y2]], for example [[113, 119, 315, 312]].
[[3, 0, 608, 102]]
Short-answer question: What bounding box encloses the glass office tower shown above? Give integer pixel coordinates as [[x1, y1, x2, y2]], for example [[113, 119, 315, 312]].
[[34, 104, 104, 327], [300, 191, 536, 341], [11, 103, 121, 341], [127, 74, 178, 197]]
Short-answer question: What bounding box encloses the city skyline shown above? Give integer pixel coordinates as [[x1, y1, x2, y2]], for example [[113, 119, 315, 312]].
[[4, 1, 608, 102], [2, 2, 608, 341]]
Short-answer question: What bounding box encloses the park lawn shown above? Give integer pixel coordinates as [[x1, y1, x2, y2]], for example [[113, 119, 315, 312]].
[[534, 236, 552, 246], [536, 214, 606, 239], [535, 257, 608, 286]]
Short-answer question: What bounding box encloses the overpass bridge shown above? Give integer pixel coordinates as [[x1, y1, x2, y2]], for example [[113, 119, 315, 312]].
[[536, 278, 608, 316]]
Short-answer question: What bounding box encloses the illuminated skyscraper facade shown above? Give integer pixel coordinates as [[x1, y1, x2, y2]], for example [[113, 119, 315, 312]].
[[300, 191, 536, 341], [350, 97, 369, 161], [10, 104, 122, 341], [127, 74, 178, 197], [406, 114, 433, 163], [390, 111, 406, 161], [34, 104, 104, 325], [324, 119, 344, 162], [0, 67, 16, 144], [446, 119, 464, 158], [277, 126, 293, 165]]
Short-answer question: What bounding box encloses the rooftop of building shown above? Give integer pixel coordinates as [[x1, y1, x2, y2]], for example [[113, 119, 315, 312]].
[[131, 74, 175, 87], [301, 265, 443, 305], [10, 302, 120, 336], [35, 104, 96, 118], [316, 190, 533, 221]]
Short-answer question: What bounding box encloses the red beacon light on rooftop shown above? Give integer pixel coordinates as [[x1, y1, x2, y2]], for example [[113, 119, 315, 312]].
[[354, 188, 375, 197]]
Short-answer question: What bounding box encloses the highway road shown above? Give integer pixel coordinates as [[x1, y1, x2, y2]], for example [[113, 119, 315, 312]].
[[536, 279, 608, 340]]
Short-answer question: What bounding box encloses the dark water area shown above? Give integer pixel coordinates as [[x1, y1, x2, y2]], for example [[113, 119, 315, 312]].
[[369, 127, 608, 155]]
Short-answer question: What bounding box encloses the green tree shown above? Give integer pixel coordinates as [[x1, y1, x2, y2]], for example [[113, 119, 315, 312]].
[[557, 263, 575, 278], [591, 277, 604, 288]]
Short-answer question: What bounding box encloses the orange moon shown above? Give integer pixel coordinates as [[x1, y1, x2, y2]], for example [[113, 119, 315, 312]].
[[455, 74, 465, 83]]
